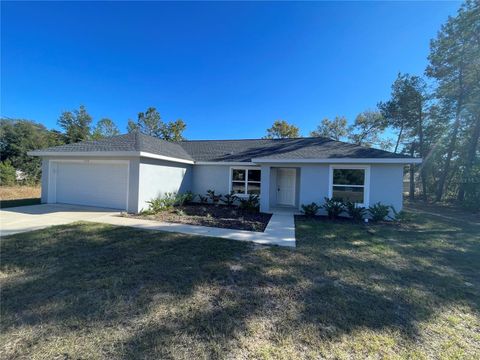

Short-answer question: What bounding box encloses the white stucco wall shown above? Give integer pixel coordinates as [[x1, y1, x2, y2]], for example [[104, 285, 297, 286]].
[[137, 157, 192, 212]]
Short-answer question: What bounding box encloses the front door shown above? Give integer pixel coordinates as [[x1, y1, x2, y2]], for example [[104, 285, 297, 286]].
[[277, 168, 296, 206]]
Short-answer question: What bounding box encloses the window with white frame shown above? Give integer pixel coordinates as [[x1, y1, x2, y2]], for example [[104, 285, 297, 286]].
[[330, 167, 368, 205], [231, 168, 261, 196]]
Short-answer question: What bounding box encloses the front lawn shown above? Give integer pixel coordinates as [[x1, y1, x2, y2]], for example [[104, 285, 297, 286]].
[[1, 207, 479, 359]]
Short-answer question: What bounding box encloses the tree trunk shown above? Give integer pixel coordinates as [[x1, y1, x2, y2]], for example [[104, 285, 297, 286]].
[[394, 125, 404, 153], [418, 104, 427, 201], [436, 115, 461, 201], [409, 146, 415, 201], [457, 114, 480, 201]]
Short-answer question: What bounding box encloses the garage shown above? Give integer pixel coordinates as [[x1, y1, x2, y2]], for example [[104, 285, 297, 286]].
[[50, 160, 129, 210]]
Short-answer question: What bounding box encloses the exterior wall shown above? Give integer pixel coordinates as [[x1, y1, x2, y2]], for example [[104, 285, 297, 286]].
[[261, 163, 404, 214], [191, 165, 230, 196], [137, 157, 192, 212], [369, 164, 404, 212]]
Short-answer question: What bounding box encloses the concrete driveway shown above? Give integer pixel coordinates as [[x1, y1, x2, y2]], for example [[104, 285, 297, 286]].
[[0, 204, 120, 237]]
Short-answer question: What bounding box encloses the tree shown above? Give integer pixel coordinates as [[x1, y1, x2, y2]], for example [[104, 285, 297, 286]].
[[161, 119, 186, 141], [0, 119, 62, 182], [348, 111, 390, 149], [57, 105, 92, 143], [263, 120, 300, 139], [127, 107, 187, 140], [0, 160, 16, 186], [310, 116, 348, 141], [379, 73, 429, 200], [91, 118, 120, 140], [426, 0, 480, 201]]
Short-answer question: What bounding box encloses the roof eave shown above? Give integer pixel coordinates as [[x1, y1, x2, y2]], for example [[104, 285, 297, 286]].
[[27, 150, 195, 164], [251, 157, 422, 164]]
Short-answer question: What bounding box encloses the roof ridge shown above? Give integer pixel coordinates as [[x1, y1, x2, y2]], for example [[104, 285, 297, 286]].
[[178, 136, 332, 142]]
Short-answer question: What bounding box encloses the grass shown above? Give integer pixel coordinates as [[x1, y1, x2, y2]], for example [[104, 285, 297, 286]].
[[0, 185, 41, 208], [1, 206, 479, 359]]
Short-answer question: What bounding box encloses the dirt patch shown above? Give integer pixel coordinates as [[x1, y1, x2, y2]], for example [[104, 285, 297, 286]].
[[0, 186, 41, 200], [129, 204, 272, 232]]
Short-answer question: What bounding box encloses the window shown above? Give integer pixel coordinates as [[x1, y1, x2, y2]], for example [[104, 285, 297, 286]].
[[231, 168, 261, 196], [330, 166, 369, 205]]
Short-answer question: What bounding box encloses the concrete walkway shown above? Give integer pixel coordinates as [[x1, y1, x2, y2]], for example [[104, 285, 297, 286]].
[[0, 204, 296, 247]]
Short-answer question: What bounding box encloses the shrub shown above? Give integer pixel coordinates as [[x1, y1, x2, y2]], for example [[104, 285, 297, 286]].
[[184, 191, 196, 204], [0, 161, 16, 186], [301, 202, 320, 216], [238, 194, 260, 213], [175, 209, 186, 216], [206, 190, 222, 205], [345, 201, 366, 221], [368, 202, 391, 221], [322, 197, 345, 219], [222, 191, 236, 206], [198, 195, 208, 204], [146, 192, 183, 213]]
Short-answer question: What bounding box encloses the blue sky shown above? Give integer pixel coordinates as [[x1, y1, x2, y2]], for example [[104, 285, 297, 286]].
[[1, 1, 460, 139]]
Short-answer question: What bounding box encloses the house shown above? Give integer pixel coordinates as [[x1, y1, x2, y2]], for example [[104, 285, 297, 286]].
[[29, 132, 421, 214]]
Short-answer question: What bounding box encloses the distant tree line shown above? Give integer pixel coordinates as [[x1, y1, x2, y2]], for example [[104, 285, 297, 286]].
[[263, 1, 479, 209], [0, 106, 187, 185]]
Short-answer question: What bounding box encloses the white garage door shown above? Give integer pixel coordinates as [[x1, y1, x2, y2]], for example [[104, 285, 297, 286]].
[[54, 161, 128, 210]]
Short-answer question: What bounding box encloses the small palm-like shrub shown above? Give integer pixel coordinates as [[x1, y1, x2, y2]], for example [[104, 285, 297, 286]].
[[238, 194, 260, 213], [206, 190, 222, 205], [198, 195, 208, 204], [184, 191, 196, 204], [322, 197, 345, 219], [345, 201, 366, 221], [222, 191, 236, 206], [301, 202, 320, 216], [368, 202, 391, 221]]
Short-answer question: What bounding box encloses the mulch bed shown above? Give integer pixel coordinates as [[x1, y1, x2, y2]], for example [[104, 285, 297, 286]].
[[130, 203, 272, 232]]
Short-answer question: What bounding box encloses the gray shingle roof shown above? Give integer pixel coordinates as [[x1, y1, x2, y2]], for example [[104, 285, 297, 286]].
[[178, 137, 414, 162], [31, 132, 194, 161], [31, 132, 417, 162]]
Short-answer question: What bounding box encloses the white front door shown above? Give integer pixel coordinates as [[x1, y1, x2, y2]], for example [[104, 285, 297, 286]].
[[277, 168, 296, 206]]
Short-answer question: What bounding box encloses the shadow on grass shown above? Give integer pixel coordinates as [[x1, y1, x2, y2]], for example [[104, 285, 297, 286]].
[[0, 198, 41, 208], [1, 211, 479, 358]]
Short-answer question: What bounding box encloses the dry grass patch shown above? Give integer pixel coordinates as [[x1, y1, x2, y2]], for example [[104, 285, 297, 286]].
[[0, 185, 41, 200], [1, 207, 479, 359]]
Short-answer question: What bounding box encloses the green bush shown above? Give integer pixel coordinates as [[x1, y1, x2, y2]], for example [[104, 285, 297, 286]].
[[198, 195, 208, 204], [368, 202, 391, 221], [206, 189, 222, 205], [301, 202, 320, 216], [184, 191, 196, 204], [222, 191, 236, 206], [146, 192, 187, 213], [238, 194, 260, 213], [322, 197, 345, 219], [0, 161, 16, 186], [345, 202, 366, 221]]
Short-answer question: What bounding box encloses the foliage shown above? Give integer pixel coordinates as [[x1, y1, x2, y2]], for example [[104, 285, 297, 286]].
[[368, 202, 391, 222], [348, 111, 391, 150], [198, 194, 208, 204], [146, 192, 187, 213], [237, 194, 260, 213], [222, 191, 236, 206], [57, 105, 92, 143], [91, 118, 120, 140], [322, 197, 345, 219], [344, 202, 366, 221], [206, 189, 222, 205], [183, 191, 196, 204], [301, 202, 320, 216], [127, 107, 187, 141], [264, 120, 300, 139], [0, 160, 16, 186], [0, 118, 64, 182], [310, 116, 348, 141]]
